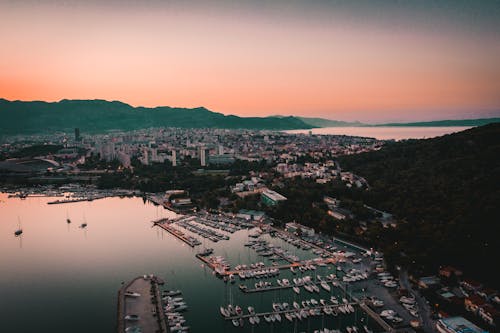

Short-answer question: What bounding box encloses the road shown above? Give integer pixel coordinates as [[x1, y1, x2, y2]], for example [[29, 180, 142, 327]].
[[399, 270, 436, 333]]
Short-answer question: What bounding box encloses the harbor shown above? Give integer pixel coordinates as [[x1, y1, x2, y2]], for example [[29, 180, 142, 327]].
[[2, 193, 420, 333]]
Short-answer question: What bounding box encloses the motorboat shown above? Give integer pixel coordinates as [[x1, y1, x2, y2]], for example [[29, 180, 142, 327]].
[[124, 291, 141, 297], [124, 314, 139, 321], [293, 286, 300, 294], [321, 281, 331, 292]]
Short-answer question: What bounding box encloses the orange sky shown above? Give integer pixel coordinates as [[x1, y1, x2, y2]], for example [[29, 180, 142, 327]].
[[1, 1, 499, 122]]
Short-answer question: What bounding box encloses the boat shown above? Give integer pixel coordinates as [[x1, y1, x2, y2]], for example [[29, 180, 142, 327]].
[[220, 306, 230, 317], [232, 319, 239, 327], [321, 281, 331, 292], [198, 248, 214, 256], [272, 303, 282, 311], [254, 315, 260, 324], [164, 290, 182, 297], [14, 217, 23, 236], [235, 305, 243, 315], [263, 314, 273, 323], [293, 301, 300, 310], [293, 286, 300, 294], [124, 291, 141, 297], [248, 306, 255, 315], [124, 314, 140, 321], [249, 316, 255, 325], [274, 313, 281, 322]]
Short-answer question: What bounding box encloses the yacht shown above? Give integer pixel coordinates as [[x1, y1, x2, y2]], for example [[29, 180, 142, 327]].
[[321, 281, 331, 292], [124, 291, 141, 297], [293, 286, 300, 294], [124, 314, 140, 321], [219, 306, 230, 317]]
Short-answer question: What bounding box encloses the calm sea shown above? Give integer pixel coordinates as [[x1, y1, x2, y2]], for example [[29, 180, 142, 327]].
[[285, 126, 472, 140], [0, 194, 375, 333]]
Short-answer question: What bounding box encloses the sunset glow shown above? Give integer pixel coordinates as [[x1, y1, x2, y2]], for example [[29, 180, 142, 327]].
[[1, 0, 499, 122]]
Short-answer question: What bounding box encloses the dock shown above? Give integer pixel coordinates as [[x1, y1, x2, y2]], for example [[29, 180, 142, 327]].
[[117, 275, 169, 333], [240, 279, 340, 294], [359, 301, 394, 333], [154, 219, 200, 247], [223, 302, 359, 321]]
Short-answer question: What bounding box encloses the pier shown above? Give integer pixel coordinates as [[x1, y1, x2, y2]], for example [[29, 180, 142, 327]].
[[240, 279, 340, 294], [223, 302, 359, 321], [359, 301, 394, 333], [196, 253, 338, 278], [154, 219, 201, 247], [117, 275, 169, 333]]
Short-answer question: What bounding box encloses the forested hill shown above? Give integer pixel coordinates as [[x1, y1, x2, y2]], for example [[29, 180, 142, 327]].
[[337, 124, 500, 286], [0, 99, 312, 134]]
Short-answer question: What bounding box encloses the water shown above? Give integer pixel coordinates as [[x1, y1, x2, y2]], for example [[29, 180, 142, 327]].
[[285, 126, 472, 140], [1, 194, 376, 333]]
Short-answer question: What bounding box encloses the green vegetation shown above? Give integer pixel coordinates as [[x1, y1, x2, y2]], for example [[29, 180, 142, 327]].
[[337, 123, 500, 286], [0, 98, 312, 135]]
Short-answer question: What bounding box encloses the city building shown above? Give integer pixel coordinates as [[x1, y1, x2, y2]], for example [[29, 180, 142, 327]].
[[436, 316, 488, 333], [261, 189, 287, 206], [199, 147, 210, 166], [285, 222, 315, 237]]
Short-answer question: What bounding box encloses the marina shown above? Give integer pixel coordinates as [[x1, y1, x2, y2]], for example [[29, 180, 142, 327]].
[[2, 193, 416, 333]]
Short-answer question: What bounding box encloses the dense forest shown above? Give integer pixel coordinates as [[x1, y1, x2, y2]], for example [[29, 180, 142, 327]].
[[337, 123, 500, 286]]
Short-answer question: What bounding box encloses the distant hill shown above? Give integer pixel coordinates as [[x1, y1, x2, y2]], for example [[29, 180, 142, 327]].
[[375, 117, 500, 127], [297, 117, 363, 127], [1, 98, 498, 135], [337, 124, 500, 286], [0, 99, 313, 135]]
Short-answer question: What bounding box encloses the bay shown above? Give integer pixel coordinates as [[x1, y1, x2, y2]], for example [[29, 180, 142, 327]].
[[285, 126, 472, 140], [0, 194, 375, 333]]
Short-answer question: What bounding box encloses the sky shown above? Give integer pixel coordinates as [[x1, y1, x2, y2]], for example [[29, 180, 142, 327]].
[[1, 0, 500, 122]]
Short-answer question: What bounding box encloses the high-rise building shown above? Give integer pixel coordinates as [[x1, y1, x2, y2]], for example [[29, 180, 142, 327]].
[[171, 150, 177, 167], [199, 147, 209, 166]]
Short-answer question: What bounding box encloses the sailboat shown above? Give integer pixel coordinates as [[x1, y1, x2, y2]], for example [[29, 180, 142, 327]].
[[66, 210, 71, 224], [14, 217, 23, 236], [80, 213, 87, 228]]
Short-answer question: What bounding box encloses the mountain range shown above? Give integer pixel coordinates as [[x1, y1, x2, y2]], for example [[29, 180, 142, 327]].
[[0, 98, 498, 135]]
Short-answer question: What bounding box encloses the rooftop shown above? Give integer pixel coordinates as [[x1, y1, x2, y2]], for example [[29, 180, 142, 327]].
[[439, 316, 488, 333]]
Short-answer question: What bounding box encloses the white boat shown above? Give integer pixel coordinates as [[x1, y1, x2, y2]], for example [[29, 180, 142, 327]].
[[274, 313, 281, 322], [321, 281, 331, 292], [264, 314, 273, 323], [124, 314, 139, 321], [232, 319, 239, 327], [293, 286, 300, 294], [125, 291, 141, 297], [220, 306, 229, 317], [285, 312, 293, 322], [293, 301, 300, 310]]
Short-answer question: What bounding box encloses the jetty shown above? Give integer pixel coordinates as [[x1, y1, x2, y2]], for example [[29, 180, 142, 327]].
[[153, 219, 201, 247], [117, 275, 169, 333], [223, 302, 359, 321]]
